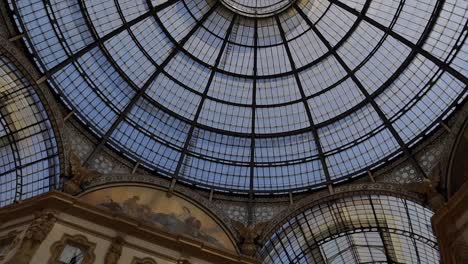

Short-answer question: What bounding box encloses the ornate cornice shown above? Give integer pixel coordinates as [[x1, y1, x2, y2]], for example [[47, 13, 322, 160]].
[[0, 191, 259, 264]]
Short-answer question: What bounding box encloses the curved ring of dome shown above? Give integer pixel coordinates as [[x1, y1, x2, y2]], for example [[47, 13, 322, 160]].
[[220, 0, 296, 17], [7, 0, 468, 193]]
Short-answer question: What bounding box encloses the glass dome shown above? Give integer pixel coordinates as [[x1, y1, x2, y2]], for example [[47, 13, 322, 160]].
[[261, 194, 439, 263], [221, 0, 296, 17], [0, 53, 60, 206], [7, 0, 467, 193]]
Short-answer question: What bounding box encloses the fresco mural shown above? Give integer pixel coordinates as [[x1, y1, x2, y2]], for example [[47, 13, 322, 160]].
[[80, 186, 235, 251]]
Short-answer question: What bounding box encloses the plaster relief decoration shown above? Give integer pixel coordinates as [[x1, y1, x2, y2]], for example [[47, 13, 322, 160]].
[[104, 236, 124, 264], [5, 210, 57, 264], [0, 230, 20, 260], [80, 186, 236, 251], [232, 221, 269, 256], [63, 152, 101, 195]]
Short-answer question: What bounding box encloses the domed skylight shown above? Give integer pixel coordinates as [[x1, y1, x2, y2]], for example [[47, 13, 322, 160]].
[[261, 194, 439, 263], [7, 0, 467, 194], [221, 0, 296, 17]]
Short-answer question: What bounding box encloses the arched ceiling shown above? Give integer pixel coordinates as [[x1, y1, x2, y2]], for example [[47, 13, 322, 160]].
[[261, 193, 438, 263], [0, 52, 60, 206], [6, 0, 467, 194]]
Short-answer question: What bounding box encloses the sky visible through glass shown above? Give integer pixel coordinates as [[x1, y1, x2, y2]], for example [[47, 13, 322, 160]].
[[6, 0, 467, 194], [261, 194, 439, 263], [0, 54, 60, 206]]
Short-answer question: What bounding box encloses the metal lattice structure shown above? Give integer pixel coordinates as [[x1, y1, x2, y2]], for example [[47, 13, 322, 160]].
[[0, 53, 60, 206], [260, 194, 439, 263], [6, 0, 467, 194]]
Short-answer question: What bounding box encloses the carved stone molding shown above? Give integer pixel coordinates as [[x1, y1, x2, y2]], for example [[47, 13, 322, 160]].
[[48, 234, 96, 264], [0, 191, 258, 264], [0, 230, 21, 261], [231, 221, 269, 256], [63, 151, 101, 195], [5, 210, 57, 264], [104, 236, 125, 264]]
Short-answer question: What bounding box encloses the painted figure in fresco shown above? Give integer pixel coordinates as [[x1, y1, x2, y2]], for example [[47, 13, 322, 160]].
[[101, 196, 122, 211], [98, 196, 225, 249], [122, 196, 152, 219]]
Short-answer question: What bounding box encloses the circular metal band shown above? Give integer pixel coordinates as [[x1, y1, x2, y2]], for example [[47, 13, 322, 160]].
[[220, 0, 296, 17]]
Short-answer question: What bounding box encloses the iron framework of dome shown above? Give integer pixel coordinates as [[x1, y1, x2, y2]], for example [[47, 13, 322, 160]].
[[261, 194, 439, 263], [6, 0, 467, 194], [0, 53, 60, 206]]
